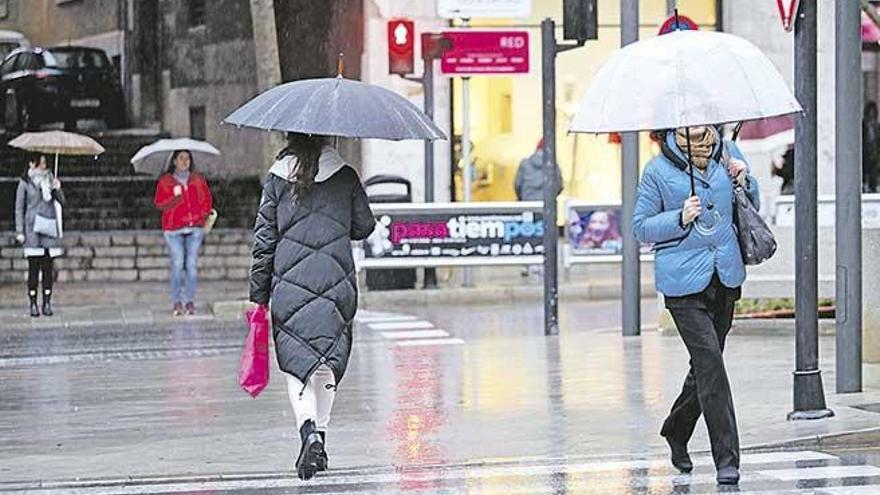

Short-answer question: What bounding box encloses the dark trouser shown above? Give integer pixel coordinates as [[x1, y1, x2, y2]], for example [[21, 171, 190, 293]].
[[27, 254, 54, 293], [661, 274, 741, 470]]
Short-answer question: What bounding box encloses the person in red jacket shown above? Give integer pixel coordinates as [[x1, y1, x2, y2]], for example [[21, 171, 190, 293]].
[[154, 150, 213, 316]]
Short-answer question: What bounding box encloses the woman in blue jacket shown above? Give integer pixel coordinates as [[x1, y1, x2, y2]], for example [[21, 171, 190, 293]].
[[634, 125, 759, 486]]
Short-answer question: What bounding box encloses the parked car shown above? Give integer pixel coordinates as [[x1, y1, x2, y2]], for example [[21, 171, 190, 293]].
[[0, 30, 29, 62], [0, 46, 126, 132]]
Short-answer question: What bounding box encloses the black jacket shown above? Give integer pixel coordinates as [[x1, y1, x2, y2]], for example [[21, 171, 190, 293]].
[[249, 148, 375, 383]]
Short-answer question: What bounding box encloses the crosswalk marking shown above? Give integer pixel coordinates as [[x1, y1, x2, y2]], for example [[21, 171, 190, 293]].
[[396, 337, 465, 347], [381, 329, 450, 340], [7, 450, 880, 495], [759, 464, 880, 481], [355, 313, 419, 323], [367, 320, 435, 331]]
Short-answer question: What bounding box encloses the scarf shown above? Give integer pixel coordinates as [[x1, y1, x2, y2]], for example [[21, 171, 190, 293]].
[[28, 168, 53, 202], [675, 127, 718, 170], [174, 169, 191, 185]]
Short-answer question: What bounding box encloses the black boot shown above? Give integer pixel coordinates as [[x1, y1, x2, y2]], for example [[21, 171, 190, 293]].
[[316, 431, 328, 472], [28, 291, 40, 318], [295, 420, 325, 481], [41, 290, 53, 317], [716, 466, 740, 485], [663, 434, 693, 474]]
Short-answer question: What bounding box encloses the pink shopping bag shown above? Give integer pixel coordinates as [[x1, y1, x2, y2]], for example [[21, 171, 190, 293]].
[[239, 305, 270, 398]]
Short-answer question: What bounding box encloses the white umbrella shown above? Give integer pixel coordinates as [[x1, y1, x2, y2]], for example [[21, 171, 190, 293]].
[[130, 138, 222, 176], [568, 30, 802, 134], [8, 130, 105, 176]]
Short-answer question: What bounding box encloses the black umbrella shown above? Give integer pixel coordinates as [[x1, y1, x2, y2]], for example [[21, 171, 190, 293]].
[[223, 77, 446, 141]]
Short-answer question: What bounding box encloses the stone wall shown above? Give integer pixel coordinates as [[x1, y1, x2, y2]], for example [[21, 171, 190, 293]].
[[0, 229, 253, 284]]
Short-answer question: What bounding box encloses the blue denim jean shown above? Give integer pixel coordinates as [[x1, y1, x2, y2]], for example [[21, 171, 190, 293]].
[[164, 228, 204, 304]]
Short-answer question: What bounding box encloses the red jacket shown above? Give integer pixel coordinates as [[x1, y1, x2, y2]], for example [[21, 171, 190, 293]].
[[154, 173, 213, 231]]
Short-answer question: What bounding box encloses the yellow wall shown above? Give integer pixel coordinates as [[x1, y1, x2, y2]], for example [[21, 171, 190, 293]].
[[452, 0, 718, 204]]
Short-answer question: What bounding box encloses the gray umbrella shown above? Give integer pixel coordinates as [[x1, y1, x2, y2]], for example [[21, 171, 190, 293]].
[[223, 77, 446, 141]]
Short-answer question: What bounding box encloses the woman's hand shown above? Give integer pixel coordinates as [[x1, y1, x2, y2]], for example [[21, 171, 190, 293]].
[[15, 234, 25, 244], [682, 196, 702, 226], [52, 178, 61, 190], [173, 185, 183, 197], [728, 158, 748, 186]]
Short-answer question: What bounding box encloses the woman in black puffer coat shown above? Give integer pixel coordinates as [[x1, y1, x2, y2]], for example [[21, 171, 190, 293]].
[[249, 132, 375, 480]]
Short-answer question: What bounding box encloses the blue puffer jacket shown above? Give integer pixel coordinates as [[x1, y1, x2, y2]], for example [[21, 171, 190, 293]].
[[633, 131, 760, 297]]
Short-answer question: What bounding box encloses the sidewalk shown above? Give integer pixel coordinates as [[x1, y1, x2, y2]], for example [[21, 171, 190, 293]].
[[0, 263, 655, 329]]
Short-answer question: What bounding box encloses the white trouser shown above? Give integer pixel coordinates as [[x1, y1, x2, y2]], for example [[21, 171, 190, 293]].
[[286, 365, 336, 431]]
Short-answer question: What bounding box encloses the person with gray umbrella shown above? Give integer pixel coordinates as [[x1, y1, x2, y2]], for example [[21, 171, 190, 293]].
[[227, 74, 444, 480]]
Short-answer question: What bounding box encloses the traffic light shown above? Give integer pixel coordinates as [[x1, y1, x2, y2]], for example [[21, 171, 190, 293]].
[[388, 19, 415, 75], [563, 0, 598, 41]]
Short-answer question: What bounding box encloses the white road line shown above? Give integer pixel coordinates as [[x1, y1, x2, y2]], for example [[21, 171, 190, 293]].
[[381, 329, 450, 340], [396, 337, 465, 347], [356, 314, 419, 323], [759, 464, 880, 481], [368, 320, 434, 331]]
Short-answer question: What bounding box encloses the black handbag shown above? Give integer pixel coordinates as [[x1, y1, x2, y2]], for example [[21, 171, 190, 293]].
[[732, 183, 776, 265]]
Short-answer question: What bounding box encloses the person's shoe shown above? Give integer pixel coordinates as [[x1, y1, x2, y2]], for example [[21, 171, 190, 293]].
[[41, 290, 53, 317], [663, 435, 693, 474], [716, 466, 740, 485], [28, 291, 40, 318], [316, 431, 328, 472], [185, 302, 195, 315], [295, 420, 325, 481], [172, 302, 184, 316]]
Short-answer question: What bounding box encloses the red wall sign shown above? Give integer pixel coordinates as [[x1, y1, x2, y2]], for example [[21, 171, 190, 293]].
[[440, 30, 530, 76], [777, 0, 801, 32]]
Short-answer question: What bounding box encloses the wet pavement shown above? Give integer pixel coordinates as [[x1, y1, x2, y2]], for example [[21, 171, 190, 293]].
[[1, 299, 880, 494]]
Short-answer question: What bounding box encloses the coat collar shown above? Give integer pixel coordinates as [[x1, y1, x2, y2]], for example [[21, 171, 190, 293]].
[[269, 146, 348, 183]]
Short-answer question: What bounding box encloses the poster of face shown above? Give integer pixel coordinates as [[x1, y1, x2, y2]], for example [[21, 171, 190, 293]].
[[567, 205, 653, 256], [568, 208, 622, 254]]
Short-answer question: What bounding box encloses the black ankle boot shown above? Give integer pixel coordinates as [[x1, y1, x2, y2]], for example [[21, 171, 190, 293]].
[[41, 290, 53, 317], [316, 431, 328, 471], [295, 420, 324, 481], [28, 291, 40, 318], [663, 434, 693, 473]]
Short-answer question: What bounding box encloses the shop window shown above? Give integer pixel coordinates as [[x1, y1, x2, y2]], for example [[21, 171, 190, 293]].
[[188, 0, 206, 27], [189, 106, 206, 139]]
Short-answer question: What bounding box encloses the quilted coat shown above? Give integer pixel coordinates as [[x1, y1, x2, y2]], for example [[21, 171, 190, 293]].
[[249, 146, 375, 384], [633, 130, 760, 297]]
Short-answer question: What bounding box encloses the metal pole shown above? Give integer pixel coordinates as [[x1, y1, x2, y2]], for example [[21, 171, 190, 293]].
[[789, 0, 833, 420], [835, 0, 863, 393], [666, 0, 676, 15], [423, 55, 438, 289], [462, 75, 473, 287], [541, 17, 559, 336], [621, 0, 640, 337]]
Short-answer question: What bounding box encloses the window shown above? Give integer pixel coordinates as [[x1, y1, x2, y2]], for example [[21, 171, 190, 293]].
[[189, 106, 206, 140], [188, 0, 206, 27], [0, 55, 16, 76], [0, 0, 8, 20]]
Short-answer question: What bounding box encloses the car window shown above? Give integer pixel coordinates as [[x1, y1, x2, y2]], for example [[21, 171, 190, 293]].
[[0, 54, 17, 75], [45, 49, 109, 70], [22, 53, 42, 70], [13, 53, 30, 71]]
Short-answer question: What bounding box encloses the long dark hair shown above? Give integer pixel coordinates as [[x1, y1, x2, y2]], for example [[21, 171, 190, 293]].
[[277, 133, 326, 199], [20, 152, 48, 182], [164, 150, 195, 175]]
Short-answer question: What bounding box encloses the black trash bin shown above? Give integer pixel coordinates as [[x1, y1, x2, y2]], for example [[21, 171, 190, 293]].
[[364, 174, 417, 291]]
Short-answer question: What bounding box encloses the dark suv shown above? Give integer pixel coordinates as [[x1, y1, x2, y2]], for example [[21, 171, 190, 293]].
[[0, 46, 126, 131]]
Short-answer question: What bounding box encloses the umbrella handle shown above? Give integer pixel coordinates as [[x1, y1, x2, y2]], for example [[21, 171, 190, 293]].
[[731, 122, 744, 141], [685, 127, 696, 197]]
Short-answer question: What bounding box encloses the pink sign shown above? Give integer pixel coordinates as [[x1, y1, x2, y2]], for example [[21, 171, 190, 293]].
[[440, 30, 529, 76]]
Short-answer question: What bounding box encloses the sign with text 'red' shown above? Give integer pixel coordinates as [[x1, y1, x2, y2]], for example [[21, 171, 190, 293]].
[[440, 30, 529, 76], [437, 0, 531, 19], [359, 202, 544, 268]]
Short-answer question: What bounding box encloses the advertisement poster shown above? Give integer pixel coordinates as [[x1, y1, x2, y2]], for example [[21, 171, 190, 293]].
[[565, 203, 653, 264], [361, 203, 544, 267]]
